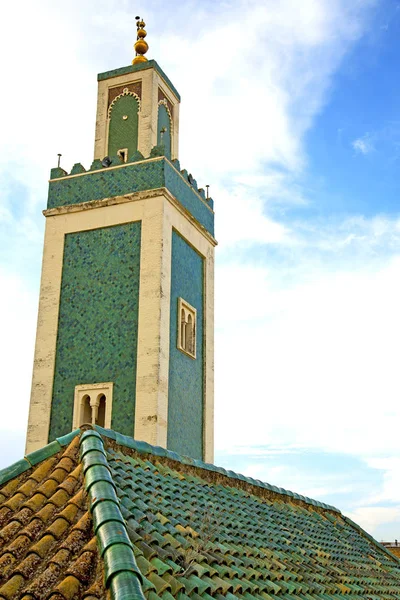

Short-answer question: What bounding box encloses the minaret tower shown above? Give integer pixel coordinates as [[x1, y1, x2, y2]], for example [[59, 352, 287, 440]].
[[26, 21, 216, 461]]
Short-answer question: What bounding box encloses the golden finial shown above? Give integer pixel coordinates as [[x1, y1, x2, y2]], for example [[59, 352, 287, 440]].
[[132, 16, 149, 65]]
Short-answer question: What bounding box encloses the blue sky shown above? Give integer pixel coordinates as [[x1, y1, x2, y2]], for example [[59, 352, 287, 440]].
[[2, 0, 400, 541]]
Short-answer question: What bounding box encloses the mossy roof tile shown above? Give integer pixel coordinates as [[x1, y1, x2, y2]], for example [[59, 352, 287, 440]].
[[2, 428, 400, 599], [0, 437, 105, 600]]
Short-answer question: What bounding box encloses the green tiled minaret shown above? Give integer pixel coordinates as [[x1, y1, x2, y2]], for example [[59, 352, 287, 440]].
[[26, 20, 217, 463]]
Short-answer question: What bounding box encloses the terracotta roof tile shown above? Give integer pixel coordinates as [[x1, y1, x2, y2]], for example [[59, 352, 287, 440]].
[[36, 503, 57, 524], [51, 574, 82, 600], [0, 437, 105, 600], [0, 573, 25, 600], [48, 489, 70, 508], [23, 562, 61, 597], [66, 547, 97, 583], [23, 493, 47, 513], [0, 552, 16, 579], [13, 553, 41, 578]]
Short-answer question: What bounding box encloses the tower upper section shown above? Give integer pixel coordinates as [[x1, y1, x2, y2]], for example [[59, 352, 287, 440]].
[[47, 22, 214, 237], [94, 59, 180, 162], [94, 18, 179, 162]]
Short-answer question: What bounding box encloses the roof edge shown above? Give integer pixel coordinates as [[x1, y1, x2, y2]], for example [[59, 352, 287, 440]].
[[342, 514, 400, 565], [93, 425, 341, 514], [0, 429, 80, 486]]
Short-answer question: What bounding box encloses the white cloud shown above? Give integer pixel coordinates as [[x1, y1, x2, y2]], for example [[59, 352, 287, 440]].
[[215, 251, 400, 457], [352, 133, 375, 154], [345, 507, 400, 537], [365, 457, 400, 504], [0, 268, 37, 467]]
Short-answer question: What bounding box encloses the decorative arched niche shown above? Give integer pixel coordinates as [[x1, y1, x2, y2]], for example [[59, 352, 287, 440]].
[[157, 100, 172, 159], [108, 89, 140, 158]]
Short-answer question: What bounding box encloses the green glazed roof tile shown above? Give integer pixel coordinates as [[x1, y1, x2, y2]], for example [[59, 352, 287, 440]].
[[56, 429, 81, 446], [0, 458, 32, 486], [110, 571, 145, 600], [25, 440, 62, 466]]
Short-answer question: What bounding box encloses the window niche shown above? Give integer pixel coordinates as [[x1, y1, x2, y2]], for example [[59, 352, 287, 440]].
[[177, 298, 197, 359], [73, 382, 113, 430], [117, 148, 128, 163]]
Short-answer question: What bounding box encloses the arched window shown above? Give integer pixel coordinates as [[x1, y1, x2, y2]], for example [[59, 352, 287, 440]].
[[97, 393, 106, 427], [177, 298, 197, 359], [73, 383, 114, 430], [82, 394, 92, 424]]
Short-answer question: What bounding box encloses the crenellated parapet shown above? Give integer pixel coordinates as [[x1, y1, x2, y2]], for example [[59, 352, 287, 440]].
[[48, 152, 214, 235]]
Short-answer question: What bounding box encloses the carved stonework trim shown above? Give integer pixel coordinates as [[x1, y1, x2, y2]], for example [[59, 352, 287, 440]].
[[158, 88, 174, 120], [108, 81, 142, 109], [108, 87, 141, 118], [158, 99, 173, 128]]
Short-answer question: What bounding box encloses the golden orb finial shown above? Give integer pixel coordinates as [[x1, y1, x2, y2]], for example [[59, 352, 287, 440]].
[[132, 16, 149, 65]]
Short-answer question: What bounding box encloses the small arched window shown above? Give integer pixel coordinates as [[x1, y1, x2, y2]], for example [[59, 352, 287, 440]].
[[97, 394, 106, 427], [177, 298, 197, 359], [82, 394, 92, 424], [73, 383, 114, 430]]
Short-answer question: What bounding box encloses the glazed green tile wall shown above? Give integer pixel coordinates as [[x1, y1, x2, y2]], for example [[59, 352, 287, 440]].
[[108, 94, 139, 158], [48, 159, 214, 236], [167, 231, 204, 460], [48, 222, 141, 441], [163, 161, 214, 235], [157, 104, 171, 159]]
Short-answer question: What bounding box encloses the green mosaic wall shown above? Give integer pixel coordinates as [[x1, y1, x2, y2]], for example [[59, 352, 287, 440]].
[[49, 222, 141, 441], [48, 159, 215, 236], [157, 104, 171, 159], [108, 95, 139, 158], [167, 231, 204, 460]]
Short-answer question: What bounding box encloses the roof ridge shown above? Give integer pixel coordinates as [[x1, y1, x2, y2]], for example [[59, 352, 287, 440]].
[[0, 425, 340, 512], [80, 429, 146, 600], [92, 425, 341, 514]]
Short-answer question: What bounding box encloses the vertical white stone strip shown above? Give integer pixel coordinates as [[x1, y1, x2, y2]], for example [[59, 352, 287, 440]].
[[134, 197, 171, 446], [94, 79, 109, 160], [26, 217, 65, 453], [172, 101, 180, 161], [138, 69, 158, 158], [203, 245, 215, 463]]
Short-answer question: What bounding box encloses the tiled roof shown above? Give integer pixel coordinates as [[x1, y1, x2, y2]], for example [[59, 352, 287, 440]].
[[0, 432, 104, 600], [1, 427, 400, 600]]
